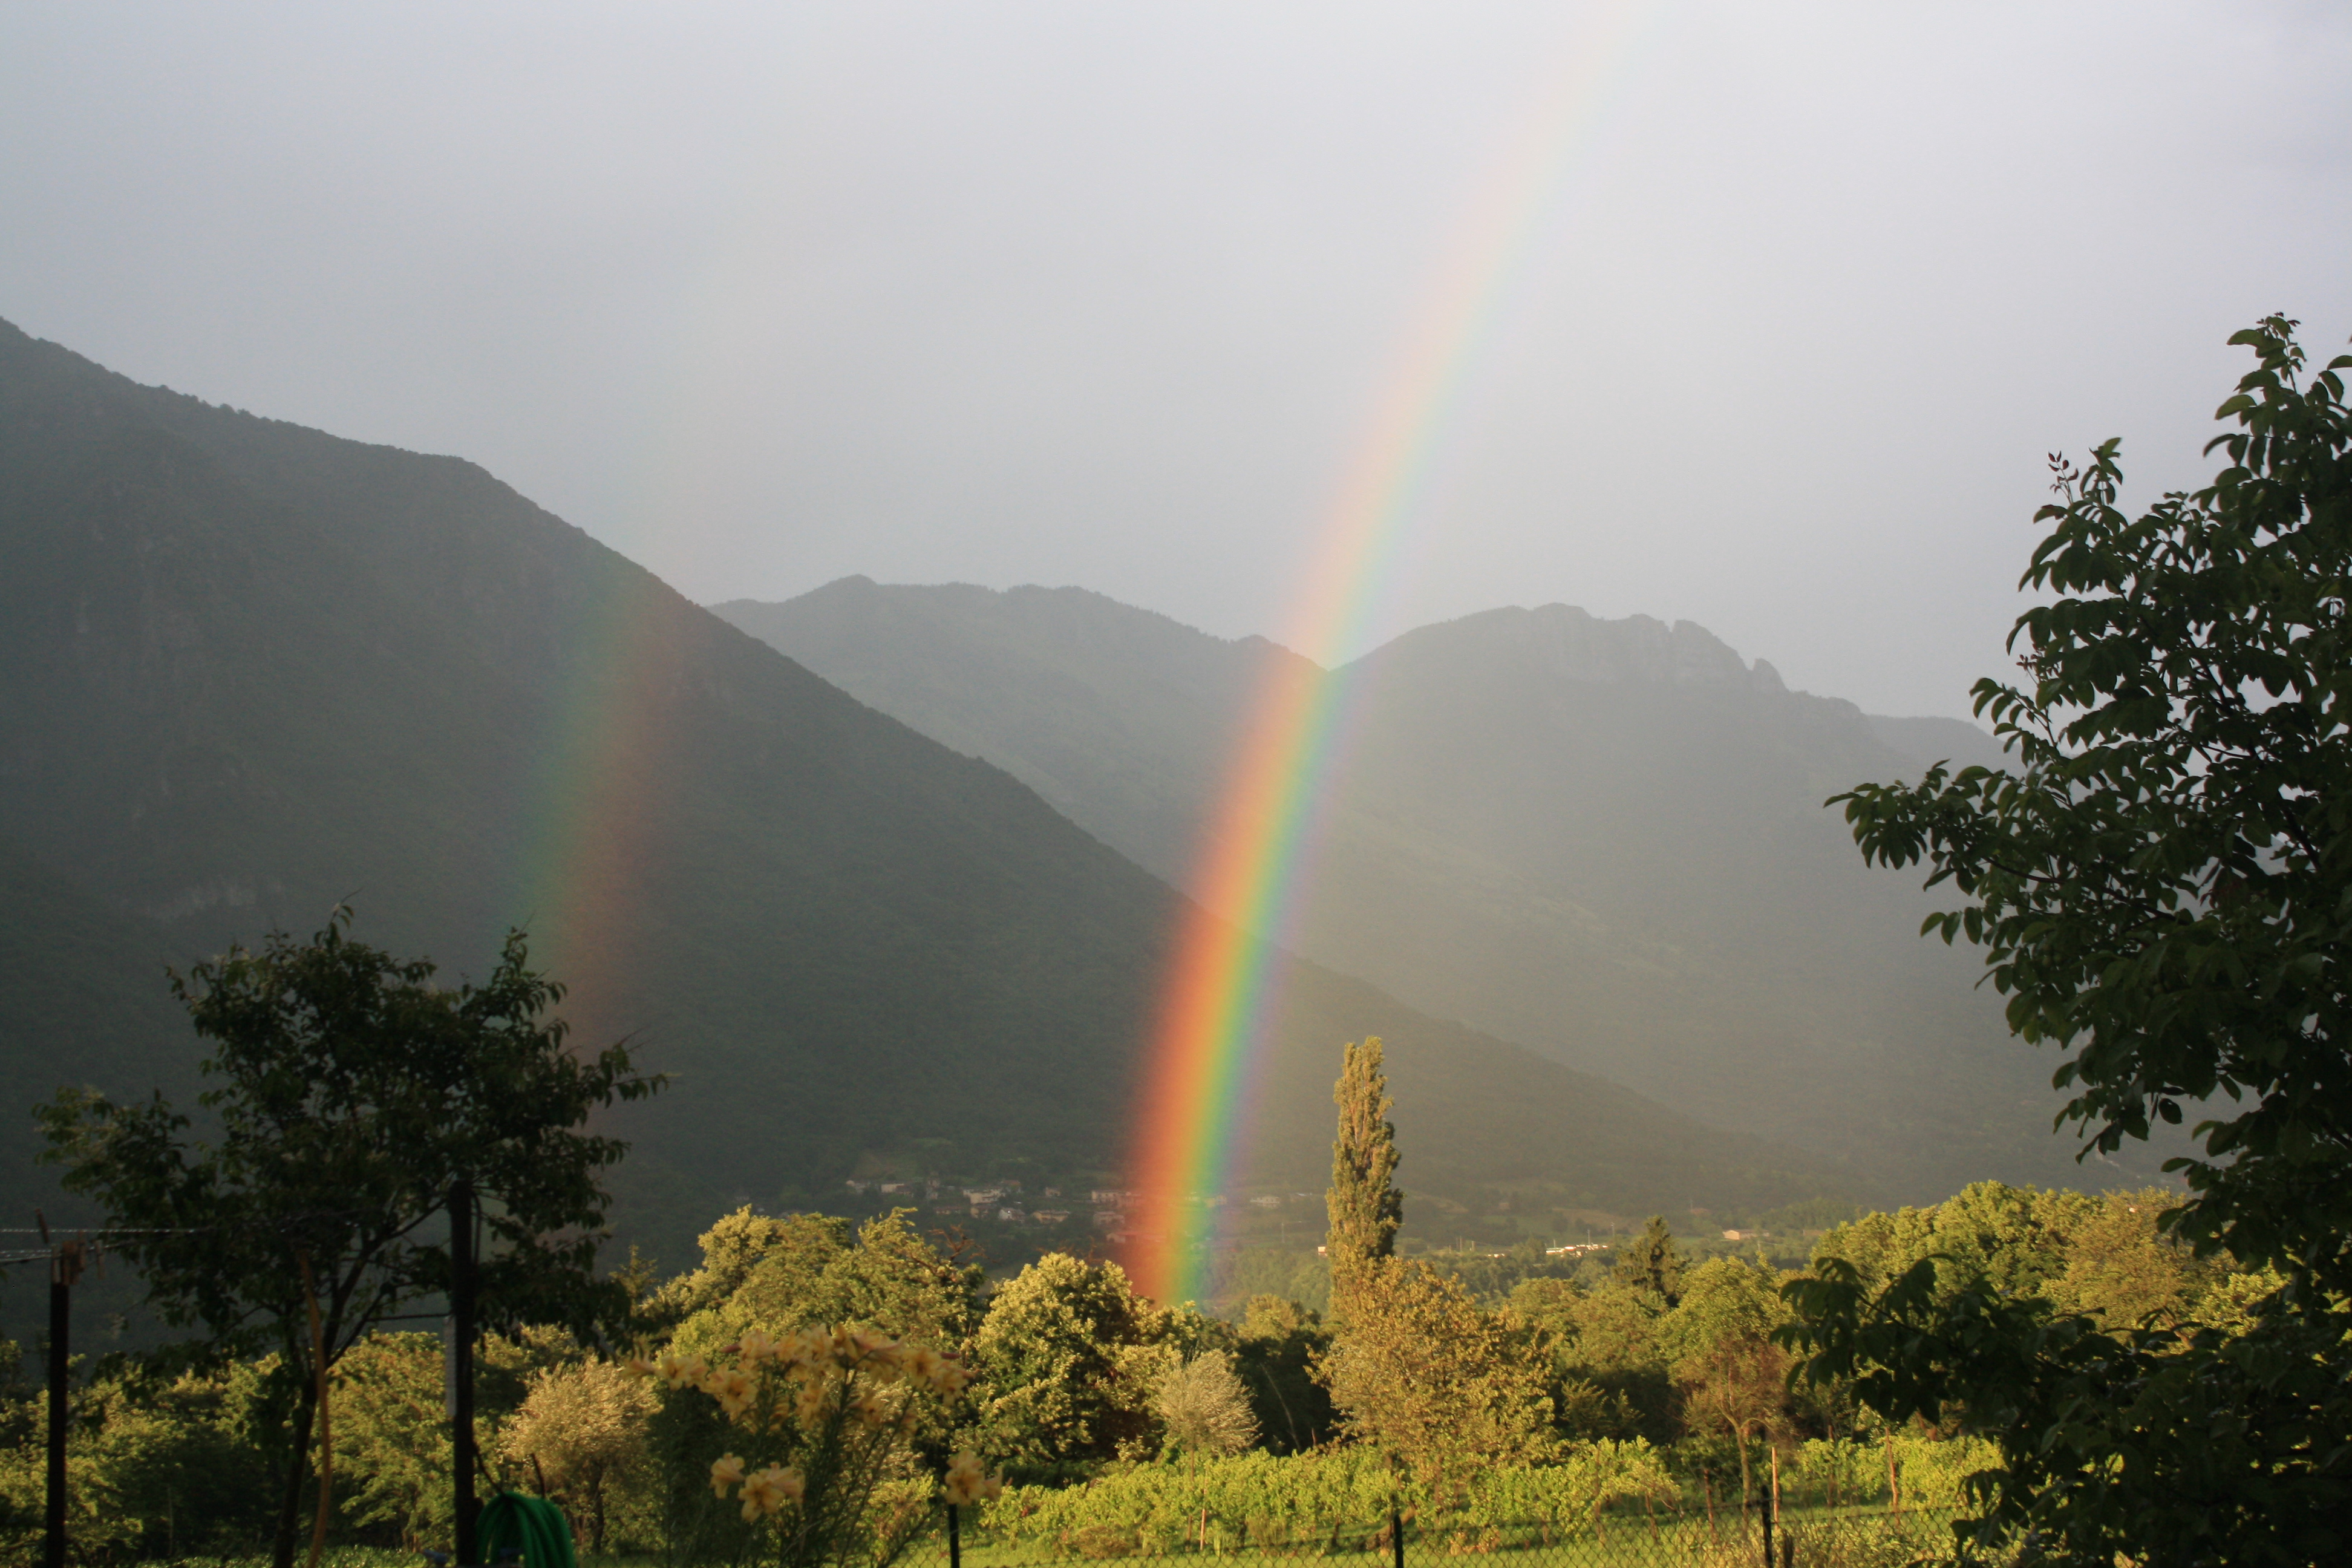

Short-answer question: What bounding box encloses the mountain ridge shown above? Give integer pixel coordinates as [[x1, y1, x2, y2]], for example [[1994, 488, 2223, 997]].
[[717, 578, 2154, 1200], [0, 320, 1857, 1312]]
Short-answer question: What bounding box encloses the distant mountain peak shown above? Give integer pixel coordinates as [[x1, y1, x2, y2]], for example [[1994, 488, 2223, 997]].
[[1349, 601, 1789, 696]]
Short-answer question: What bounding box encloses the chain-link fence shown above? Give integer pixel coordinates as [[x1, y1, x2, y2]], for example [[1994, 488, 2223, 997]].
[[898, 1503, 1968, 1568]]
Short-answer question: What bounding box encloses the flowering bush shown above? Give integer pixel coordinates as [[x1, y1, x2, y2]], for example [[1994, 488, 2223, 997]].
[[635, 1324, 999, 1568]]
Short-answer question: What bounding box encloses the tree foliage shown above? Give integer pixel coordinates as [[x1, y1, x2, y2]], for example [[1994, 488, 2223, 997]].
[[1324, 1037, 1401, 1311], [38, 911, 662, 1567], [500, 1359, 657, 1551], [1316, 1256, 1557, 1505], [1660, 1259, 1789, 1506], [331, 1325, 585, 1550], [1832, 316, 2352, 1286], [1154, 1352, 1259, 1460], [1611, 1217, 1684, 1308], [973, 1253, 1173, 1473], [1791, 318, 2352, 1562], [656, 1209, 983, 1361], [1230, 1296, 1334, 1456]]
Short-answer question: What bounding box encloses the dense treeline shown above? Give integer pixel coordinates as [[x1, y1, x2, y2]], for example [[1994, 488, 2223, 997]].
[[0, 1171, 2248, 1561]]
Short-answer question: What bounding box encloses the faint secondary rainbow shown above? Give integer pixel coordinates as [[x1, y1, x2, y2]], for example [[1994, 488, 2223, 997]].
[[1122, 5, 1662, 1306], [505, 554, 681, 1032]]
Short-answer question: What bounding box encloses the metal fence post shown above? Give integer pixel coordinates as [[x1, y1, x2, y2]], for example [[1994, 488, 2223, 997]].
[[947, 1503, 961, 1568], [1390, 1504, 1403, 1568]]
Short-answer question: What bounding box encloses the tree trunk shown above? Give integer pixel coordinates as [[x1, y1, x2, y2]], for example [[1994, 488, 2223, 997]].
[[1733, 1420, 1754, 1506], [272, 1377, 319, 1568]]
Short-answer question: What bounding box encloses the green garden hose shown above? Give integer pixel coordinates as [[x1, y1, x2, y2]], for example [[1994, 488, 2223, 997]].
[[476, 1491, 576, 1568]]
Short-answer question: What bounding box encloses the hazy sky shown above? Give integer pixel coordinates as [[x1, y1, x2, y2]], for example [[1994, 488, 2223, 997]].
[[4, 2, 2346, 716]]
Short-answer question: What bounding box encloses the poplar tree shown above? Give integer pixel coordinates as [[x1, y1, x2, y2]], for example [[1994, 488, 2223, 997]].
[[1318, 1039, 1558, 1501], [1324, 1036, 1402, 1306]]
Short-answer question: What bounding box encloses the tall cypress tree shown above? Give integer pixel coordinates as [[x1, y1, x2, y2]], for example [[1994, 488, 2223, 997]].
[[1325, 1036, 1403, 1306]]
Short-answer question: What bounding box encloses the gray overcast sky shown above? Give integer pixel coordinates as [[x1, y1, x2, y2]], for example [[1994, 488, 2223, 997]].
[[4, 2, 2347, 717]]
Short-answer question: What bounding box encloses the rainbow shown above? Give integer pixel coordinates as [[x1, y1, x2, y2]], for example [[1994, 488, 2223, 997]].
[[1122, 5, 1661, 1306], [505, 555, 682, 1029]]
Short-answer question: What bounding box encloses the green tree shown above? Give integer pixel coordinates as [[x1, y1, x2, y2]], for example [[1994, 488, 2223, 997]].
[[333, 1333, 456, 1549], [1661, 1259, 1791, 1506], [39, 912, 662, 1568], [332, 1325, 578, 1549], [974, 1253, 1171, 1474], [658, 1209, 983, 1362], [1153, 1351, 1258, 1460], [1789, 318, 2352, 1561], [1833, 315, 2351, 1289], [2042, 1190, 2224, 1330], [1230, 1295, 1334, 1455], [1500, 1280, 1661, 1444], [499, 1358, 657, 1551], [1612, 1218, 1685, 1307], [1325, 1037, 1402, 1315], [1808, 1181, 2084, 1305], [0, 1361, 278, 1561], [1316, 1256, 1557, 1506]]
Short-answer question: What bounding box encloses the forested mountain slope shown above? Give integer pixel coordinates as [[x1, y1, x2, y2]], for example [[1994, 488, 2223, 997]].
[[0, 320, 1851, 1289], [720, 581, 2152, 1200]]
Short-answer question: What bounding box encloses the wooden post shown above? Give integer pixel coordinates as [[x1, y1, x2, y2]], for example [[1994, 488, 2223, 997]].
[[298, 1250, 334, 1568], [451, 1180, 478, 1566]]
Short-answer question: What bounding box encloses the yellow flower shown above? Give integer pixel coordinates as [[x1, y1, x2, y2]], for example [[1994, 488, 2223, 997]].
[[710, 1454, 746, 1498], [900, 1346, 944, 1385], [625, 1354, 657, 1379], [929, 1354, 973, 1397], [852, 1389, 892, 1428], [795, 1377, 832, 1428], [739, 1463, 805, 1521], [658, 1352, 708, 1390], [941, 1449, 999, 1507], [708, 1368, 757, 1420], [851, 1327, 903, 1376], [737, 1327, 780, 1365]]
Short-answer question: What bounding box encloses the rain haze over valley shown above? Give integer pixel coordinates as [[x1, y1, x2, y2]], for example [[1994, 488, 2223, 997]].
[[3, 1, 2350, 1257]]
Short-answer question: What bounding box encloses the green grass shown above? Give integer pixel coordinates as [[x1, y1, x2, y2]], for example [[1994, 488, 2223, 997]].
[[913, 1506, 1967, 1568], [105, 1505, 1970, 1568]]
